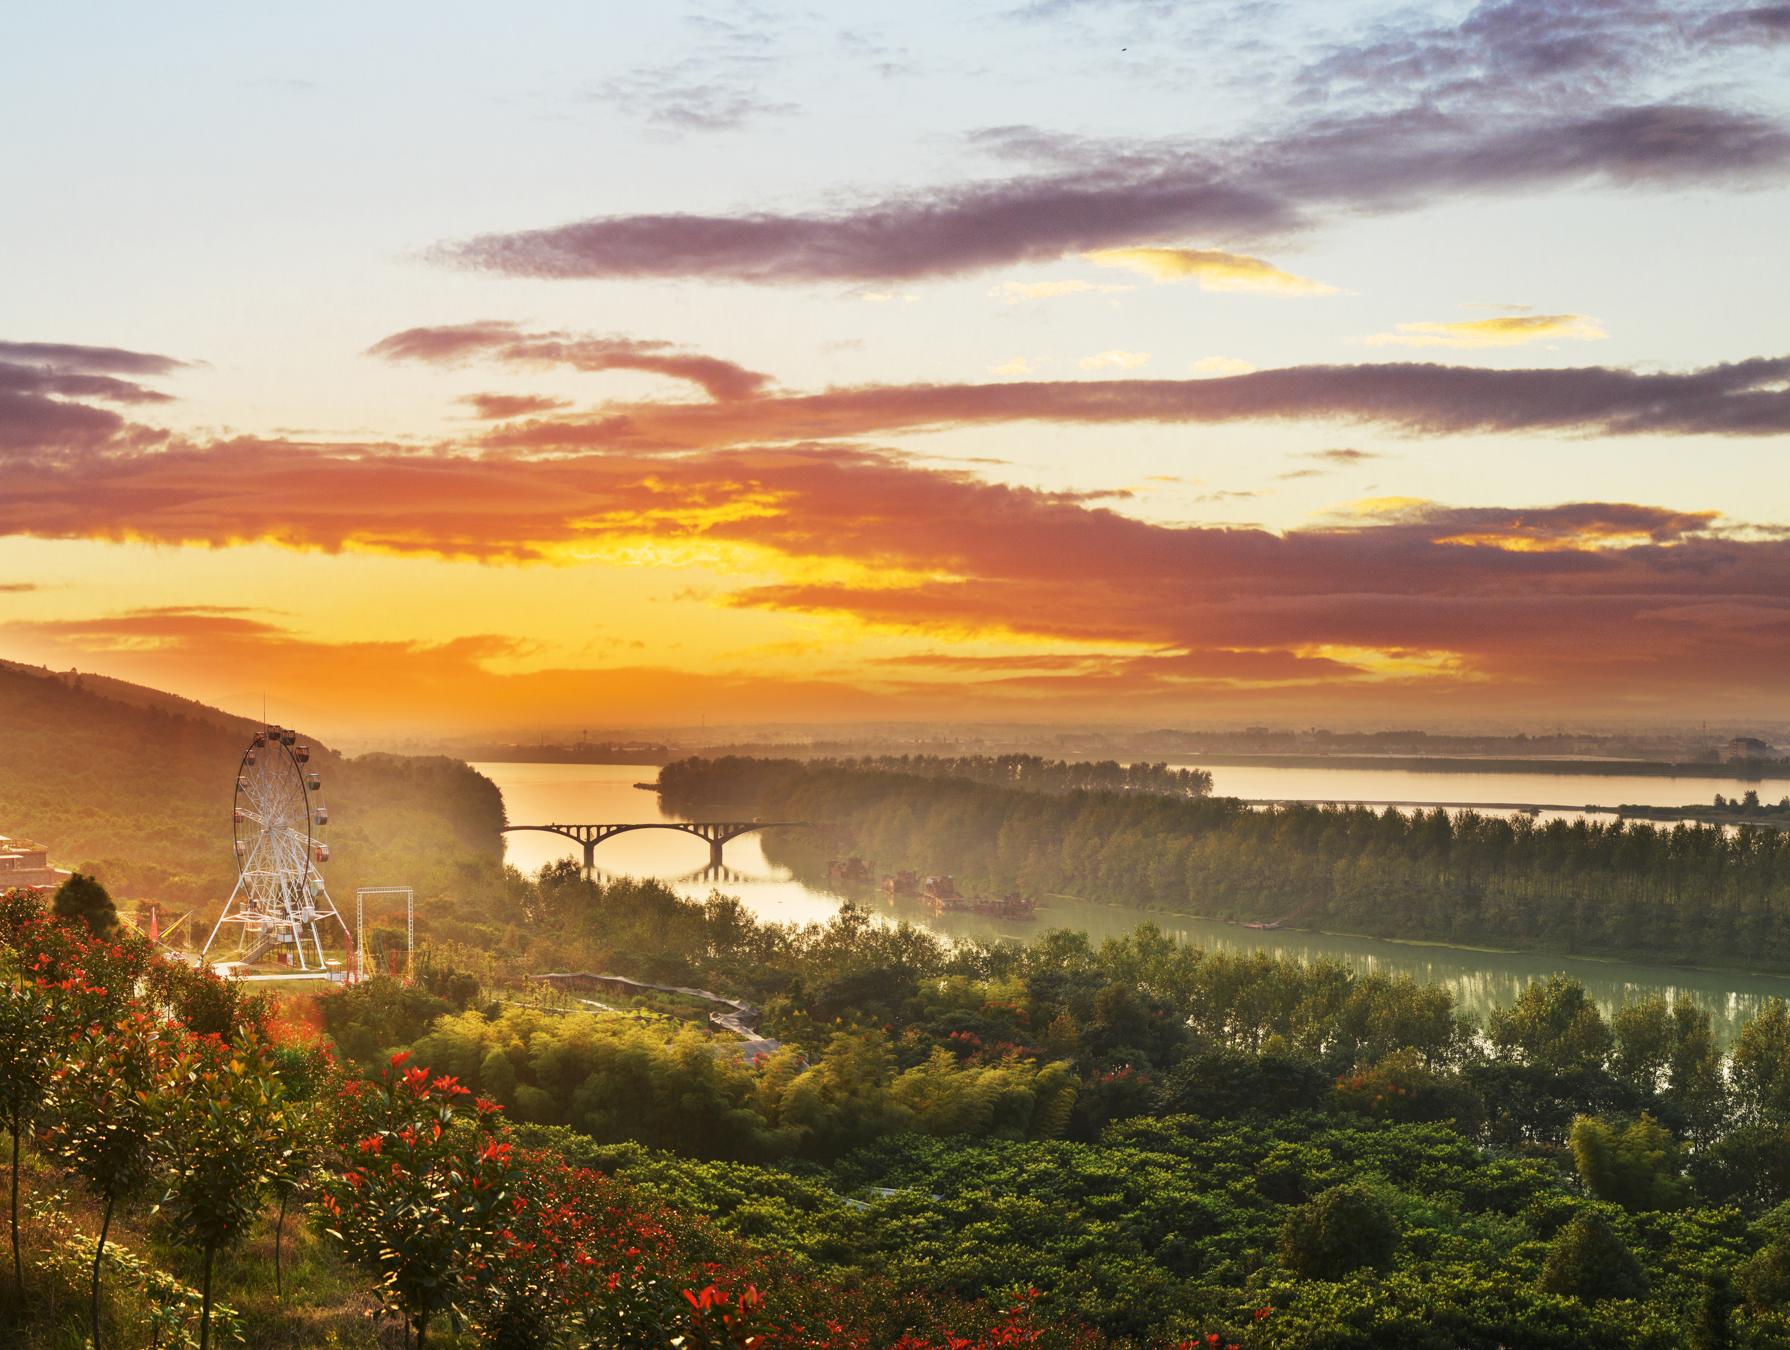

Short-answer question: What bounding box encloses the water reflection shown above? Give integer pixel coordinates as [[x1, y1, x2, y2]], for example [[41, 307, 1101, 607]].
[[475, 762, 1790, 1047]]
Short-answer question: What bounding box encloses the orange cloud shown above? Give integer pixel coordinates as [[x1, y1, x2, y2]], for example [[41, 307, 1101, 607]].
[[6, 332, 1790, 726], [458, 393, 571, 420], [1086, 247, 1340, 295], [1359, 314, 1608, 348]]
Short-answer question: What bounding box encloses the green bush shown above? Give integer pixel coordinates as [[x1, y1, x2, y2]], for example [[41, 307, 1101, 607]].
[[1538, 1211, 1648, 1302], [1279, 1183, 1401, 1280]]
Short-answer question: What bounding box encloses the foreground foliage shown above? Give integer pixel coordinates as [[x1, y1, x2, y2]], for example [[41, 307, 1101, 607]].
[[1, 890, 1105, 1347]]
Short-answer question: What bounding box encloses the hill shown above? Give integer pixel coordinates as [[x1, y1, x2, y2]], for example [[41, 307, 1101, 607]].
[[0, 658, 506, 919]]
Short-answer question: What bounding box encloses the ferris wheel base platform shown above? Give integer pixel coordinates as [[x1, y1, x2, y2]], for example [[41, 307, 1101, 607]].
[[208, 960, 348, 983]]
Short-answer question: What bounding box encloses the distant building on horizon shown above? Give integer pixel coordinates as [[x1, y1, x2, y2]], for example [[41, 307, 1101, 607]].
[[1724, 736, 1778, 761], [0, 835, 72, 889]]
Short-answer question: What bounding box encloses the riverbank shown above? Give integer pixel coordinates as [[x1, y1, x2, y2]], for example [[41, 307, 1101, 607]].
[[1043, 888, 1790, 982], [1185, 752, 1790, 779]]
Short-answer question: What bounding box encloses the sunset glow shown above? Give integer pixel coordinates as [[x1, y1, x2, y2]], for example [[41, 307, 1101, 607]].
[[3, 2, 1788, 738]]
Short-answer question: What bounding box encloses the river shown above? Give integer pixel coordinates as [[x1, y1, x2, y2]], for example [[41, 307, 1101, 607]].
[[1179, 762, 1785, 826], [474, 761, 1790, 1045]]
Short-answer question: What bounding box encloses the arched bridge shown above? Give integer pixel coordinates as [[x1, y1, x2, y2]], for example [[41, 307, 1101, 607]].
[[500, 820, 815, 870]]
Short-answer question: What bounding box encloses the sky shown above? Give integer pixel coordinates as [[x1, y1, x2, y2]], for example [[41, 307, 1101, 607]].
[[2, 0, 1789, 739]]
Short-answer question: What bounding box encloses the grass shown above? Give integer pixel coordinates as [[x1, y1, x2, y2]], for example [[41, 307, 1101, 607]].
[[1, 1152, 408, 1349]]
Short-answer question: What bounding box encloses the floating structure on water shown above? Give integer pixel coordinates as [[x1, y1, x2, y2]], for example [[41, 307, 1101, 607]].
[[828, 855, 873, 883], [914, 875, 1036, 919], [882, 869, 919, 897]]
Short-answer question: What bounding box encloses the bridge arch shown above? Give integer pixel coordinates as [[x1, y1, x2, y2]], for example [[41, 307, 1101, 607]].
[[499, 820, 813, 870]]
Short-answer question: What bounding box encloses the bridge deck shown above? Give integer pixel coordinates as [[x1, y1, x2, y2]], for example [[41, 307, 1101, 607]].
[[499, 819, 815, 865]]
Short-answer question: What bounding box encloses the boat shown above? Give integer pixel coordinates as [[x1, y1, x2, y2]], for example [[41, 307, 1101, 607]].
[[971, 892, 1036, 919], [828, 855, 873, 883]]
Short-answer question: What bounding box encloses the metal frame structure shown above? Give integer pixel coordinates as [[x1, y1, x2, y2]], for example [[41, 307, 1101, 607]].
[[355, 886, 415, 984], [203, 727, 349, 972]]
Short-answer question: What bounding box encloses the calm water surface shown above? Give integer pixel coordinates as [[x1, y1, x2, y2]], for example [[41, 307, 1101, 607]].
[[475, 761, 1790, 1045], [1182, 762, 1787, 827]]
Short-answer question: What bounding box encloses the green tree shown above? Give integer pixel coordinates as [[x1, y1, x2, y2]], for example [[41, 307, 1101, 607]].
[[1734, 999, 1790, 1126], [1279, 1183, 1400, 1280], [1738, 1239, 1790, 1315], [1489, 976, 1614, 1076], [1537, 1210, 1648, 1302], [45, 1012, 164, 1349], [0, 976, 56, 1295], [1611, 997, 1673, 1095], [1691, 1268, 1735, 1350], [267, 1096, 320, 1302], [1569, 1114, 1688, 1211], [1333, 1047, 1487, 1131], [155, 1033, 286, 1349], [1665, 1001, 1728, 1145], [52, 873, 117, 935]]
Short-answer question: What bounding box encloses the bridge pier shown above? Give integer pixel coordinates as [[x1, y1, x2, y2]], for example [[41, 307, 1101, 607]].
[[584, 838, 597, 870], [708, 836, 725, 869]]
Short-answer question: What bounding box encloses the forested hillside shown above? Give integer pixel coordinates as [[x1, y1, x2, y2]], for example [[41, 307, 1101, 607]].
[[0, 661, 505, 911], [312, 867, 1790, 1347], [659, 757, 1790, 972]]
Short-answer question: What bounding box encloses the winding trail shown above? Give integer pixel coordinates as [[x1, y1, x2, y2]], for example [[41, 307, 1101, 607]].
[[531, 970, 784, 1059]]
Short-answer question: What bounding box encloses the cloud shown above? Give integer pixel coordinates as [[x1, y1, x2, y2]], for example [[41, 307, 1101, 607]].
[[1334, 498, 1721, 549], [1279, 447, 1383, 479], [473, 353, 1790, 450], [1190, 356, 1256, 377], [434, 1, 1790, 287], [1360, 313, 1608, 348], [1704, 4, 1790, 41], [2, 609, 900, 732], [587, 12, 800, 136], [989, 357, 1033, 377], [458, 393, 573, 420], [992, 279, 1135, 302], [17, 605, 287, 643], [438, 102, 1788, 283], [0, 341, 190, 377], [1087, 246, 1339, 295], [0, 339, 187, 456], [1308, 0, 1790, 106], [629, 83, 799, 133], [1078, 349, 1151, 370], [5, 428, 1788, 716], [368, 322, 772, 402], [1301, 448, 1381, 464], [0, 583, 37, 593]]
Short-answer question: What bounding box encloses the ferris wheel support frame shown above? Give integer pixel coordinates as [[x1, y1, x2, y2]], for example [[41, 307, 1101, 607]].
[[202, 727, 350, 974]]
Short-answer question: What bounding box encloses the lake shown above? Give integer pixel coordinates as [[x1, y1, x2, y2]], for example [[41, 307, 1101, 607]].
[[1181, 761, 1786, 827], [474, 761, 1790, 1045]]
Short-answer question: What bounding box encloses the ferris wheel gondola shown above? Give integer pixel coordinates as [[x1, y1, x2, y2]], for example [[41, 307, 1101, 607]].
[[203, 726, 349, 972]]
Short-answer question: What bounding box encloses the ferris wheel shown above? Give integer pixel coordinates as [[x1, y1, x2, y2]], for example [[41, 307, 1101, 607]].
[[202, 726, 349, 973]]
